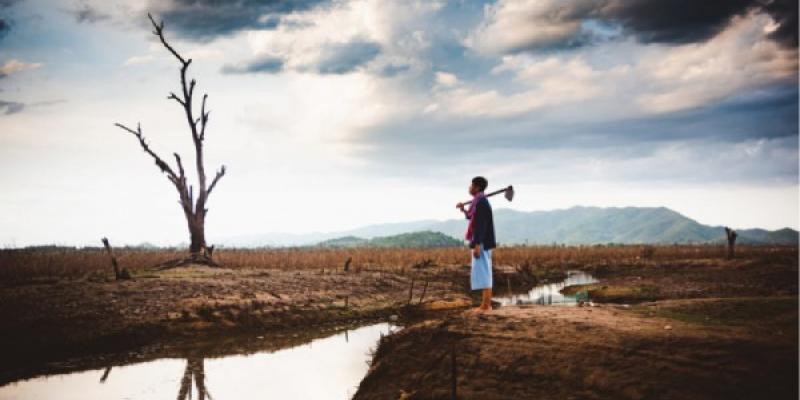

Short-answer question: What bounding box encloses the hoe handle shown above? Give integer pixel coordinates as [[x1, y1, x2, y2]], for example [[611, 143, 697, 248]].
[[461, 185, 513, 206]]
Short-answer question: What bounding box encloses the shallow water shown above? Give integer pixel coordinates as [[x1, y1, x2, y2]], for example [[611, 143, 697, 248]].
[[494, 270, 598, 306], [0, 322, 397, 400]]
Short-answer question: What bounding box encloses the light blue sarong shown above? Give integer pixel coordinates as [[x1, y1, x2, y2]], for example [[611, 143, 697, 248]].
[[470, 247, 492, 290]]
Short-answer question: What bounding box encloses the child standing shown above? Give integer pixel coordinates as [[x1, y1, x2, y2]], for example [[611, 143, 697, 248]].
[[457, 176, 496, 313]]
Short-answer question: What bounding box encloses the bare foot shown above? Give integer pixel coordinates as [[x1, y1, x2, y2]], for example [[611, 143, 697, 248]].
[[469, 307, 488, 314]]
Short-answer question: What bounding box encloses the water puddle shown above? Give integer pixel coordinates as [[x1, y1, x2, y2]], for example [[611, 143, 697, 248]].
[[494, 270, 598, 306], [0, 322, 398, 400]]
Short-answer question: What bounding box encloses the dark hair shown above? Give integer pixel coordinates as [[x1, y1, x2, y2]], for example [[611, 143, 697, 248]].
[[472, 176, 488, 191]]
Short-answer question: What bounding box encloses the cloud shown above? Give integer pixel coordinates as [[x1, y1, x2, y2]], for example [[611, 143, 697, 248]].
[[0, 59, 42, 78], [147, 0, 331, 41], [376, 63, 412, 77], [635, 10, 797, 113], [447, 11, 798, 117], [0, 18, 7, 41], [345, 87, 798, 186], [221, 55, 284, 74], [123, 55, 155, 66], [756, 0, 798, 47], [72, 1, 111, 23], [465, 0, 602, 54], [314, 40, 380, 74], [222, 0, 446, 76], [0, 0, 20, 43], [435, 71, 458, 86], [426, 55, 628, 117], [466, 0, 799, 54], [0, 99, 23, 115]]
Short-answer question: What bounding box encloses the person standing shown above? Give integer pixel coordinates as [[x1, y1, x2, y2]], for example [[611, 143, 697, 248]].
[[457, 176, 496, 313]]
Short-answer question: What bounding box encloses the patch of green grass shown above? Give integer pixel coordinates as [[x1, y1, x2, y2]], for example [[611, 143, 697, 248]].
[[634, 297, 798, 326]]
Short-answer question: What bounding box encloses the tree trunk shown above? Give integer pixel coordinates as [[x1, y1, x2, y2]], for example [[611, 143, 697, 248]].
[[116, 14, 226, 268], [188, 218, 206, 257]]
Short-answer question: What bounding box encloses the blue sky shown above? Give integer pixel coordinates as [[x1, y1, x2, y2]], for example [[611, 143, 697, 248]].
[[0, 0, 797, 246]]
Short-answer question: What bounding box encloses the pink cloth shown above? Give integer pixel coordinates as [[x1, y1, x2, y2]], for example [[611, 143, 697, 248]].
[[465, 191, 485, 241]]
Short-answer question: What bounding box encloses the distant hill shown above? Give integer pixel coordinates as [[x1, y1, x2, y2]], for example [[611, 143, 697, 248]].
[[219, 206, 798, 247], [316, 231, 462, 248]]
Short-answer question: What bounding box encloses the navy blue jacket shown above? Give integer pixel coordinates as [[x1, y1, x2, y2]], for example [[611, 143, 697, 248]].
[[466, 196, 496, 250]]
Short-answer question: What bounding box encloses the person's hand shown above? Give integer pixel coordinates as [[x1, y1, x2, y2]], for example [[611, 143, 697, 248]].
[[456, 202, 465, 212], [472, 244, 481, 259]]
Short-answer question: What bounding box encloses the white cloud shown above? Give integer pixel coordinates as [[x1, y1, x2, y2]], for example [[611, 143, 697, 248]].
[[452, 9, 798, 118], [0, 59, 43, 76], [236, 0, 441, 76], [123, 55, 154, 66], [465, 0, 597, 54], [636, 11, 798, 113], [429, 55, 627, 117], [435, 71, 458, 86]]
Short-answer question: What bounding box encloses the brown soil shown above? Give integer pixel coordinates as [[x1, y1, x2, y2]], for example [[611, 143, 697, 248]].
[[354, 299, 797, 400], [1, 248, 797, 400], [0, 264, 471, 385], [353, 253, 799, 400]]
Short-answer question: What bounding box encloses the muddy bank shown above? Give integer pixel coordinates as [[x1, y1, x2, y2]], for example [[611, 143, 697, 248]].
[[354, 299, 797, 400], [2, 247, 796, 396], [0, 265, 472, 385], [562, 254, 798, 303], [353, 252, 798, 399]]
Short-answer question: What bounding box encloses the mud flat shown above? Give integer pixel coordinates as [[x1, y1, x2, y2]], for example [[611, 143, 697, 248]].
[[354, 252, 798, 399], [1, 247, 796, 398], [0, 264, 471, 385]]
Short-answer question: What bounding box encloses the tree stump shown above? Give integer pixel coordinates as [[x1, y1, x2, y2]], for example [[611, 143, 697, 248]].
[[101, 237, 131, 280], [724, 227, 738, 259]]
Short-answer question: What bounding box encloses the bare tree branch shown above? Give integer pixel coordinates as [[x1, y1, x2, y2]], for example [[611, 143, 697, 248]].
[[173, 152, 185, 180], [207, 165, 226, 197], [114, 122, 179, 185], [168, 92, 185, 106], [148, 13, 189, 66], [199, 94, 209, 141]]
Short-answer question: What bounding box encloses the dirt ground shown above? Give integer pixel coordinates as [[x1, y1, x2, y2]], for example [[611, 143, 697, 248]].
[[353, 252, 798, 400], [1, 247, 797, 399], [0, 264, 471, 385]]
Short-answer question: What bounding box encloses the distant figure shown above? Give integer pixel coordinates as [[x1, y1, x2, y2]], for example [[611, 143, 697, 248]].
[[457, 176, 496, 313]]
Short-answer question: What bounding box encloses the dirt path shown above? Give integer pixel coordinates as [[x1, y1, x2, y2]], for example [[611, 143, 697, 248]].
[[354, 299, 797, 399]]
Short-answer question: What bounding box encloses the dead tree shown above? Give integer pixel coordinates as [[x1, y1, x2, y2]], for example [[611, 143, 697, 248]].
[[724, 227, 737, 259], [101, 237, 130, 280], [115, 13, 226, 267]]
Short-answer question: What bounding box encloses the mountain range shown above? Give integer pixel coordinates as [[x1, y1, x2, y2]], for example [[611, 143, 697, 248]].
[[217, 206, 798, 248]]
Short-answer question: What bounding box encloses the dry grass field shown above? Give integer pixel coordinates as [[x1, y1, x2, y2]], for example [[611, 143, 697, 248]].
[[0, 243, 787, 282]]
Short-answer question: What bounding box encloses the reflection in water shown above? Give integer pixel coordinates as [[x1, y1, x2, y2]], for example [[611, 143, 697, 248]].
[[0, 323, 397, 400], [177, 357, 209, 400], [494, 270, 598, 306]]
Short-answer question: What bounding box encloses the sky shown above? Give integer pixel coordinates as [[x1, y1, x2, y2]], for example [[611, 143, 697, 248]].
[[0, 0, 798, 247]]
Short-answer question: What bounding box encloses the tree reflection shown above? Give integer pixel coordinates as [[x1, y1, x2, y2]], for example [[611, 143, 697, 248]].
[[177, 357, 212, 400]]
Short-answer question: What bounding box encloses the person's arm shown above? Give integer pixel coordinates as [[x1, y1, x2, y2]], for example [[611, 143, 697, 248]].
[[470, 199, 489, 253], [456, 202, 470, 219]]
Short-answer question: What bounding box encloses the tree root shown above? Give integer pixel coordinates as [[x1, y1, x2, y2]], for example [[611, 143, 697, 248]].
[[154, 254, 220, 270]]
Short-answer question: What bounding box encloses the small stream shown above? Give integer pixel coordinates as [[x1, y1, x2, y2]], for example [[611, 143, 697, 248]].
[[0, 322, 399, 400], [494, 270, 598, 306]]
